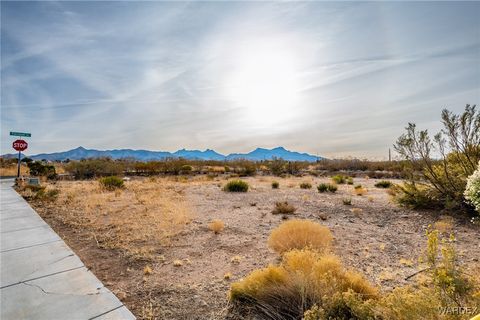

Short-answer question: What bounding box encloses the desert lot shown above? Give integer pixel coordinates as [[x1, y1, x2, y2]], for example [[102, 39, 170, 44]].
[[23, 175, 480, 319]]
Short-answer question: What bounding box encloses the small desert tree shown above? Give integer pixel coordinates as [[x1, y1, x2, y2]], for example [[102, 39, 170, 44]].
[[394, 104, 480, 211]]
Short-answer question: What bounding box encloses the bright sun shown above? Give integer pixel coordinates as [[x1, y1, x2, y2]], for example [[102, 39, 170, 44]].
[[226, 40, 302, 126]]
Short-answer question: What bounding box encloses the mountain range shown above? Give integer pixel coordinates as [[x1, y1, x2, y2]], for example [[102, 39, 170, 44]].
[[2, 146, 322, 162]]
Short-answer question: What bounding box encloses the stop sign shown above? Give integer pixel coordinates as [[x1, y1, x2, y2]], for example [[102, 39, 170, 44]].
[[13, 139, 28, 152]]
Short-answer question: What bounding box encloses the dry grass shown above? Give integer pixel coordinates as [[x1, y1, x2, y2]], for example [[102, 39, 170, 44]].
[[0, 164, 29, 176], [208, 219, 225, 234], [36, 179, 192, 261], [268, 219, 333, 254], [272, 201, 296, 215]]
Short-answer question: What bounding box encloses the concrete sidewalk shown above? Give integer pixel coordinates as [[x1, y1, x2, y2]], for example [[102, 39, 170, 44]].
[[0, 180, 135, 320]]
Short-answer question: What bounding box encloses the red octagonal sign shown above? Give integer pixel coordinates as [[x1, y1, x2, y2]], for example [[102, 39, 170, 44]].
[[13, 139, 28, 152]]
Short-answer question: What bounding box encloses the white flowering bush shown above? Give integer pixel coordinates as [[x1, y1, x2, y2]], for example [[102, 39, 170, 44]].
[[464, 161, 480, 214]]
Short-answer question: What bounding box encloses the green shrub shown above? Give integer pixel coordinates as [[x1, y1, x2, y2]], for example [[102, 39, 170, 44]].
[[342, 198, 352, 205], [99, 176, 124, 191], [271, 181, 279, 189], [267, 158, 286, 176], [27, 161, 56, 179], [346, 177, 354, 185], [391, 182, 441, 209], [354, 184, 363, 189], [300, 182, 312, 189], [394, 105, 480, 212], [375, 180, 392, 188], [318, 183, 337, 193], [180, 165, 193, 174], [66, 159, 124, 179], [223, 180, 249, 192], [331, 175, 346, 184], [464, 161, 480, 214]]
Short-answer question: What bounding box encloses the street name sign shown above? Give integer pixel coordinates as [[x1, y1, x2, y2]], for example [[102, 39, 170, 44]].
[[10, 131, 31, 137]]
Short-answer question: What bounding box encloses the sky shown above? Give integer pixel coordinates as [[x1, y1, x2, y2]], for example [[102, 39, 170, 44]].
[[1, 1, 479, 159]]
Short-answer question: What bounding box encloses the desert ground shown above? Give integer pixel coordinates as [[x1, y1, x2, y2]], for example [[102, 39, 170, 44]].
[[23, 175, 480, 320]]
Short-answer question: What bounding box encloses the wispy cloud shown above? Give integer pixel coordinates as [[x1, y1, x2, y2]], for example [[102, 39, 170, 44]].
[[1, 1, 479, 158]]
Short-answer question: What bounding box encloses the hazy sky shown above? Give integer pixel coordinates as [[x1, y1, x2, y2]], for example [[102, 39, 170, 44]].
[[1, 1, 479, 159]]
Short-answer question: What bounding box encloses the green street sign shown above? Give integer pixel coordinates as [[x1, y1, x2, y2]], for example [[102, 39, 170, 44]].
[[10, 131, 31, 137]]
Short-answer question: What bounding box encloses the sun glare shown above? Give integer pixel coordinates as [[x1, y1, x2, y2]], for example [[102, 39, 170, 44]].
[[226, 39, 302, 126]]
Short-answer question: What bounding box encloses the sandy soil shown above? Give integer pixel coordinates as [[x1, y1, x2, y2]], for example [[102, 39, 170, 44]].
[[27, 176, 480, 320]]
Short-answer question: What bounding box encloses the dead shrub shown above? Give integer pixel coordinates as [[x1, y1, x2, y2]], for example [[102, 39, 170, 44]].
[[272, 201, 296, 215], [268, 219, 333, 254]]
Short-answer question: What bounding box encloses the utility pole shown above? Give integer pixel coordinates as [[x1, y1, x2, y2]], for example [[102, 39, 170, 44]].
[[388, 148, 391, 162]]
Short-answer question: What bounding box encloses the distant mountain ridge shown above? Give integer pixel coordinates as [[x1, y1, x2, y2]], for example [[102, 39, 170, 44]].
[[2, 146, 322, 162]]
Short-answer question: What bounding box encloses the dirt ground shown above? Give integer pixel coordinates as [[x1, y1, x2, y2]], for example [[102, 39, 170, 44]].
[[26, 175, 480, 320]]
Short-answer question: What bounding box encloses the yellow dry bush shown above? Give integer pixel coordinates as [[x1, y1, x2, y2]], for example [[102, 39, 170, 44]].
[[268, 219, 333, 255], [208, 219, 225, 234], [229, 265, 290, 301], [354, 187, 368, 196], [230, 249, 378, 319]]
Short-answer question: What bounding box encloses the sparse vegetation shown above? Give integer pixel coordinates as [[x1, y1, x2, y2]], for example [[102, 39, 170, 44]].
[[99, 176, 124, 191], [223, 179, 249, 192], [268, 219, 332, 254], [272, 201, 296, 215], [317, 183, 337, 193], [300, 182, 312, 189], [17, 173, 479, 319], [232, 215, 480, 320], [25, 179, 191, 261], [375, 180, 392, 188], [271, 181, 279, 189], [346, 177, 354, 185], [208, 219, 225, 234], [342, 198, 352, 205]]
